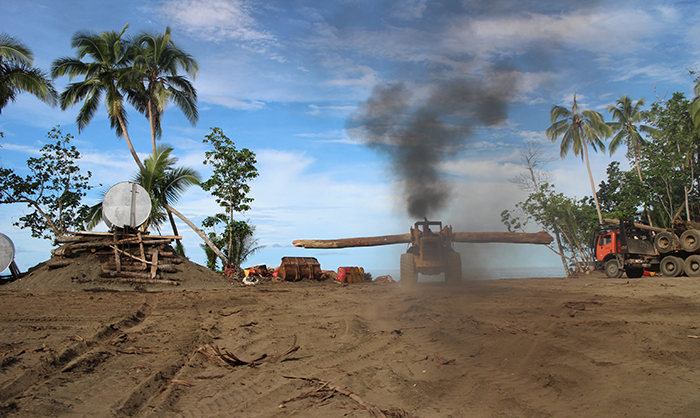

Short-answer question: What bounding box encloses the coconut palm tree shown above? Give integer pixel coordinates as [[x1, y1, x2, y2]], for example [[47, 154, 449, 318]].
[[133, 145, 199, 232], [546, 94, 611, 224], [130, 27, 198, 156], [51, 24, 144, 170], [608, 95, 659, 182], [0, 33, 56, 113]]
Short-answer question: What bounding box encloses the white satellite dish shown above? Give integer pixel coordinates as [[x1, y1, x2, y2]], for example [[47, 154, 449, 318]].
[[0, 233, 15, 273], [102, 182, 152, 229]]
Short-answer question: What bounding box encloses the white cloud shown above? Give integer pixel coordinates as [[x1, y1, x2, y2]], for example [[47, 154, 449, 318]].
[[201, 95, 266, 110], [391, 0, 427, 21], [446, 7, 673, 60], [159, 0, 274, 43], [304, 104, 356, 116]]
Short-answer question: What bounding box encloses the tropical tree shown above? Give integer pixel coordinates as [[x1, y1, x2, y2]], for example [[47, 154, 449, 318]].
[[130, 27, 198, 156], [645, 92, 700, 225], [133, 145, 200, 236], [607, 95, 659, 181], [0, 33, 56, 113], [201, 127, 259, 266], [546, 94, 611, 224], [201, 215, 263, 271], [51, 24, 145, 170], [0, 127, 93, 240]]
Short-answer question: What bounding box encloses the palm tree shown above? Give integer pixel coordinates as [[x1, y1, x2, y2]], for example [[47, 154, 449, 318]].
[[133, 145, 199, 234], [0, 33, 56, 113], [51, 24, 145, 170], [130, 27, 198, 156], [546, 94, 611, 224], [608, 95, 659, 182], [84, 145, 227, 261]]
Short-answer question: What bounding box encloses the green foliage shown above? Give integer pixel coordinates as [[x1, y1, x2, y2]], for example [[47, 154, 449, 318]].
[[501, 183, 599, 271], [0, 127, 94, 240], [643, 92, 700, 226], [201, 127, 259, 266], [133, 145, 201, 232], [52, 25, 199, 169], [0, 33, 57, 113], [201, 215, 263, 270], [546, 94, 612, 224], [129, 27, 199, 152], [596, 161, 646, 221]]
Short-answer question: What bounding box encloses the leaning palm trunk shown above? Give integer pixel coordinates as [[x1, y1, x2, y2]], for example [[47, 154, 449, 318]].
[[116, 114, 145, 171], [167, 204, 228, 264], [583, 142, 603, 224]]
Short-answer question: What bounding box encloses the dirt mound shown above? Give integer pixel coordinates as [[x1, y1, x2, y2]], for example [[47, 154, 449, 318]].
[[2, 250, 232, 291]]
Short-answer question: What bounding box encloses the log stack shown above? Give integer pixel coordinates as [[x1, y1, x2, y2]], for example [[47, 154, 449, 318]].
[[50, 230, 183, 285]]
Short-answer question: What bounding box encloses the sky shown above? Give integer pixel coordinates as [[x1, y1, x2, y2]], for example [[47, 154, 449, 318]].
[[1, 0, 700, 277]]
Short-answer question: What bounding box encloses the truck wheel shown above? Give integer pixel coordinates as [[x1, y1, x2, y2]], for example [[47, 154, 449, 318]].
[[684, 255, 700, 277], [626, 267, 644, 279], [445, 251, 462, 285], [655, 232, 678, 254], [605, 259, 623, 278], [660, 255, 684, 277], [681, 230, 700, 252], [400, 253, 417, 286]]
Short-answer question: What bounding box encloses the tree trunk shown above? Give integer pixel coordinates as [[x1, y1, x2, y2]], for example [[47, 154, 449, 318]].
[[167, 204, 228, 264], [148, 96, 157, 156], [117, 115, 145, 171], [167, 209, 182, 251], [583, 141, 604, 224], [554, 230, 570, 275]]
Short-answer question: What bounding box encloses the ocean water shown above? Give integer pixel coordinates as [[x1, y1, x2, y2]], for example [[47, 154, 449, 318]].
[[369, 265, 566, 282]]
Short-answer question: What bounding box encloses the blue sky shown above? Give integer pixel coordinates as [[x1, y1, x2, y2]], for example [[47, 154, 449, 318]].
[[2, 0, 700, 276]]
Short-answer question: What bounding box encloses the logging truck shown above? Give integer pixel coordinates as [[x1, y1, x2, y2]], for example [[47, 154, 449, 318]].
[[593, 218, 700, 278]]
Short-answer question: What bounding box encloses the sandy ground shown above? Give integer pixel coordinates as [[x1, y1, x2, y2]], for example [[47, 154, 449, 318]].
[[1, 256, 700, 418]]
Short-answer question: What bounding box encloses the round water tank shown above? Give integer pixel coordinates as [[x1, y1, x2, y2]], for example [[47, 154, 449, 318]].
[[0, 233, 15, 273], [102, 182, 152, 228]]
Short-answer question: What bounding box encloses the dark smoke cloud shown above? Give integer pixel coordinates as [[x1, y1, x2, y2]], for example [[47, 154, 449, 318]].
[[346, 68, 519, 219]]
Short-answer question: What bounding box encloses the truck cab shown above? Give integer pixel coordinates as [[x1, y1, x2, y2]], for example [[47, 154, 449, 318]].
[[591, 220, 658, 278]]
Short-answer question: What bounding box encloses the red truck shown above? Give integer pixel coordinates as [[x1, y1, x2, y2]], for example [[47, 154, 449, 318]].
[[592, 219, 700, 278]]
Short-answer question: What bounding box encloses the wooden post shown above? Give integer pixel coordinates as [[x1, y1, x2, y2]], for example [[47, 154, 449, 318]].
[[113, 231, 121, 272], [151, 250, 159, 279]]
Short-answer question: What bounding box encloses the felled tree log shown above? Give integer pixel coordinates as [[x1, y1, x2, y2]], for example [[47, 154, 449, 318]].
[[51, 244, 72, 257], [293, 231, 552, 249], [47, 259, 72, 269], [453, 231, 553, 244], [101, 266, 155, 280], [294, 234, 411, 248]]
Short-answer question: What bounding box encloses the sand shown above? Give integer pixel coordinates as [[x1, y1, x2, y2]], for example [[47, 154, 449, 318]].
[[1, 255, 699, 417]]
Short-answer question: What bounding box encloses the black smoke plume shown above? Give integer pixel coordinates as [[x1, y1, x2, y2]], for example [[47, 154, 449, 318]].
[[346, 70, 518, 219]]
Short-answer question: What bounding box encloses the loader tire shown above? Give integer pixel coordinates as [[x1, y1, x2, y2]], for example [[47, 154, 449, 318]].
[[655, 231, 678, 254], [605, 259, 623, 278], [400, 253, 417, 286], [660, 255, 684, 277], [681, 230, 700, 252], [445, 251, 462, 285], [684, 255, 700, 277]]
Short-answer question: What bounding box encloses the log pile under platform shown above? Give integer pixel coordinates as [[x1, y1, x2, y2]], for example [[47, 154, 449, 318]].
[[50, 230, 183, 285]]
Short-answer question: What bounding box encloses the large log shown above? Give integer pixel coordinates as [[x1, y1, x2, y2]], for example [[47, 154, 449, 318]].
[[294, 234, 411, 248], [293, 231, 552, 249], [603, 218, 668, 233], [453, 231, 553, 245]]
